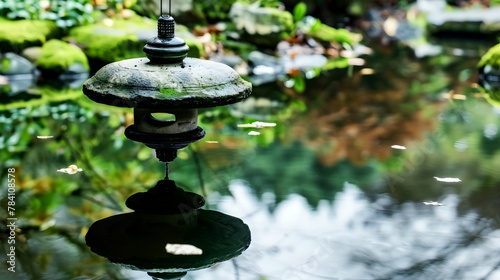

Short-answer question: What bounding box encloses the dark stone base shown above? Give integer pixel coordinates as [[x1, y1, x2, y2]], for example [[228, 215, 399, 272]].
[[85, 210, 251, 278]]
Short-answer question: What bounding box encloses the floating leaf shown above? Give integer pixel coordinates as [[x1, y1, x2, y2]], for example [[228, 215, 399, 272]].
[[391, 145, 406, 150], [238, 121, 277, 128], [165, 243, 203, 255], [57, 164, 83, 174], [360, 68, 375, 75], [423, 201, 444, 206], [434, 177, 461, 182]]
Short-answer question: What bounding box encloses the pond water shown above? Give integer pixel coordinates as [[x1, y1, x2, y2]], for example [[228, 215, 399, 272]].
[[2, 37, 500, 280]]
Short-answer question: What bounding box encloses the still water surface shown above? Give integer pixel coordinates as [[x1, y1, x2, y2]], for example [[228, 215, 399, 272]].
[[2, 39, 500, 280]]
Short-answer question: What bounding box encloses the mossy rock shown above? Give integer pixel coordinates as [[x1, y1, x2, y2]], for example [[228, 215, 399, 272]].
[[229, 2, 294, 47], [0, 18, 59, 52], [36, 39, 89, 77], [479, 43, 500, 69], [68, 16, 203, 65], [21, 47, 43, 64], [302, 18, 361, 46], [0, 52, 36, 75], [173, 25, 204, 59], [478, 84, 500, 108], [0, 85, 84, 111]]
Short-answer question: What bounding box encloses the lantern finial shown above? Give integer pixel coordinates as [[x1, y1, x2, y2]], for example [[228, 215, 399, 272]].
[[143, 1, 189, 64]]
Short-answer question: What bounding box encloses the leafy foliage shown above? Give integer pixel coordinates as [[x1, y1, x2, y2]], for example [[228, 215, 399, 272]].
[[0, 0, 93, 28], [194, 0, 237, 21], [478, 43, 500, 69], [292, 1, 307, 22], [238, 0, 282, 8], [298, 15, 360, 46]]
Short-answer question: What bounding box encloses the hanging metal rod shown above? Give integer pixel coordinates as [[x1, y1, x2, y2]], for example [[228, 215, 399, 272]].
[[160, 0, 172, 16]]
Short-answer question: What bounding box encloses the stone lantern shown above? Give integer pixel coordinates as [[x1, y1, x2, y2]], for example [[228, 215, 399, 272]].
[[83, 12, 252, 280]]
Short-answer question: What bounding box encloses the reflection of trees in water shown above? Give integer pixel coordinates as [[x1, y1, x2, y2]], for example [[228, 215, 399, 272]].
[[278, 44, 480, 166], [359, 97, 500, 278], [237, 142, 381, 207], [286, 69, 442, 166], [356, 202, 500, 279], [0, 102, 159, 280], [202, 183, 500, 280], [173, 141, 381, 208]]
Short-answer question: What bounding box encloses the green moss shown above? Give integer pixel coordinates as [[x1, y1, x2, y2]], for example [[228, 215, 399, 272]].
[[176, 28, 204, 58], [0, 84, 11, 94], [221, 40, 257, 56], [0, 86, 83, 111], [306, 21, 361, 46], [185, 37, 203, 58], [478, 43, 500, 69], [323, 57, 350, 70], [68, 18, 148, 63], [0, 57, 11, 73], [229, 3, 294, 46], [481, 88, 500, 108], [159, 88, 186, 97], [0, 18, 59, 52], [36, 39, 89, 74], [267, 7, 294, 35], [69, 16, 203, 64]]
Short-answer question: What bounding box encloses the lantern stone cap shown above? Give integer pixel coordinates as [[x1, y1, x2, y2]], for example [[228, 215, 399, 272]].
[[83, 57, 252, 109]]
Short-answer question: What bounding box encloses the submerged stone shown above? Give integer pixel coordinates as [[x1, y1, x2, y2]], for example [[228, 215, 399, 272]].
[[83, 57, 252, 109]]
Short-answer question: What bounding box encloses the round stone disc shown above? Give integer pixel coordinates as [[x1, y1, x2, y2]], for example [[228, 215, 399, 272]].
[[83, 58, 252, 109]]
